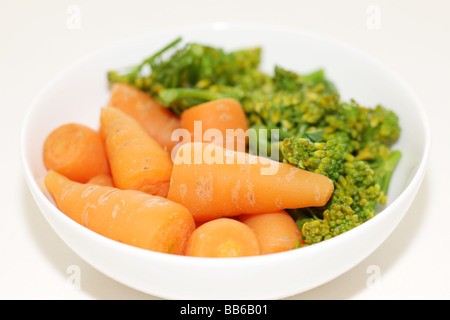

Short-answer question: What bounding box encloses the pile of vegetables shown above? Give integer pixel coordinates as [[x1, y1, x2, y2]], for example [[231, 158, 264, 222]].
[[107, 37, 402, 247], [42, 37, 401, 257]]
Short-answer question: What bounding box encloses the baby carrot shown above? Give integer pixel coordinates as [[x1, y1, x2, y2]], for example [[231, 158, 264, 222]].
[[107, 83, 181, 153], [43, 123, 110, 183], [239, 211, 302, 255], [186, 218, 260, 257], [180, 98, 248, 151], [44, 170, 195, 254], [87, 173, 114, 187], [100, 106, 173, 197], [167, 142, 334, 222]]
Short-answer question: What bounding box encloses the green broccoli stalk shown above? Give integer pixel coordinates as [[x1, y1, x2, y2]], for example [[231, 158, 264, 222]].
[[157, 87, 244, 116], [371, 150, 402, 202]]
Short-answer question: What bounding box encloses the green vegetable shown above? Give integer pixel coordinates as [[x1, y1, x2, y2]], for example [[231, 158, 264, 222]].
[[281, 137, 347, 182], [107, 37, 264, 115], [284, 138, 401, 246]]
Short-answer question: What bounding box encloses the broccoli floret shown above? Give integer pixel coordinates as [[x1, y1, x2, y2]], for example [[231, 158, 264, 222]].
[[280, 137, 347, 182], [355, 105, 401, 161], [294, 156, 380, 246], [299, 203, 361, 245], [297, 99, 401, 159], [365, 105, 401, 144], [355, 140, 391, 161], [242, 80, 340, 136], [283, 137, 401, 247]]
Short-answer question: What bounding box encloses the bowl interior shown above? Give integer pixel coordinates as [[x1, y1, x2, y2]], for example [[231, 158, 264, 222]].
[[21, 23, 430, 299]]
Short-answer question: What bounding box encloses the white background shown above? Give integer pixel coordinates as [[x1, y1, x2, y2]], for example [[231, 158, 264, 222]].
[[1, 0, 449, 300]]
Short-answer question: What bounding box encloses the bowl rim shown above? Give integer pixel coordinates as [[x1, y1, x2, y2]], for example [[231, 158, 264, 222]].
[[20, 21, 431, 267]]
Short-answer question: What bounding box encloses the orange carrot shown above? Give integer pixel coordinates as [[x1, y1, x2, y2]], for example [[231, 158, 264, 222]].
[[100, 106, 173, 197], [107, 83, 181, 153], [186, 218, 260, 257], [239, 211, 302, 255], [167, 142, 334, 222], [43, 123, 110, 183], [87, 173, 114, 187], [180, 98, 248, 152], [44, 170, 195, 254]]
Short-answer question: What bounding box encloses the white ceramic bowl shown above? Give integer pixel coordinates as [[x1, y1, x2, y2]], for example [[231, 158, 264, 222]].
[[21, 23, 430, 300]]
